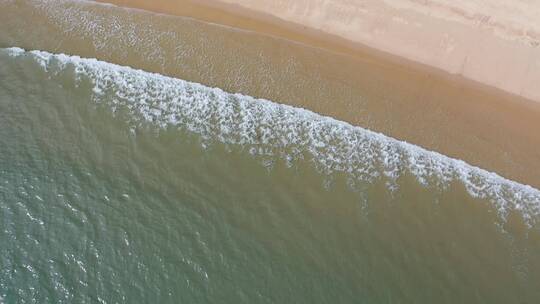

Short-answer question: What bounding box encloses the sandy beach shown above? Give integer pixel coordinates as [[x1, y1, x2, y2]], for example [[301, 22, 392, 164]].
[[97, 0, 540, 102]]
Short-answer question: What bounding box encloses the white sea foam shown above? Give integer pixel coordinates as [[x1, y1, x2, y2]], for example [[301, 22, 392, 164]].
[[3, 47, 540, 225]]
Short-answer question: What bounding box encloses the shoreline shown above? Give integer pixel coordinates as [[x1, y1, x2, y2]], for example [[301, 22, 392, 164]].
[[86, 0, 540, 187], [2, 0, 540, 188]]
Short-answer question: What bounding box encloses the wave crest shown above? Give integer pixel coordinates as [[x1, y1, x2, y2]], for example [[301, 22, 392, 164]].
[[4, 47, 540, 226]]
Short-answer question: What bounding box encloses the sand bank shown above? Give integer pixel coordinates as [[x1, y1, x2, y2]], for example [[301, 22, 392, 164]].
[[96, 0, 540, 103]]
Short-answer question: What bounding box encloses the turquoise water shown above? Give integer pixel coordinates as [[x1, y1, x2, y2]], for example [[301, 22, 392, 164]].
[[1, 48, 539, 303]]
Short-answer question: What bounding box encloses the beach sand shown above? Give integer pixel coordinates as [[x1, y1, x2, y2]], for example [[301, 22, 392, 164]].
[[97, 0, 540, 102], [4, 0, 539, 187]]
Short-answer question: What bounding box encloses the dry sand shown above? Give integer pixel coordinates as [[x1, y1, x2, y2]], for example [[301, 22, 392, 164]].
[[98, 0, 540, 102]]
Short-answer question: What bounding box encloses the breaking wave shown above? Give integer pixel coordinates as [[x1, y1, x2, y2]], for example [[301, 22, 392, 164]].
[[4, 47, 540, 226]]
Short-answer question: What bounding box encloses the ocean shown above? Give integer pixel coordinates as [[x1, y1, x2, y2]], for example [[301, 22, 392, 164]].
[[1, 1, 540, 303]]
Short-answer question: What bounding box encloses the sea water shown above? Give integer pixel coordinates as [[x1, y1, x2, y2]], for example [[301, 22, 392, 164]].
[[1, 1, 540, 303], [1, 47, 539, 304]]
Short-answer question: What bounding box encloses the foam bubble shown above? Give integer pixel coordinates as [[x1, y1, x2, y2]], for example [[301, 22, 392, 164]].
[[4, 47, 540, 226]]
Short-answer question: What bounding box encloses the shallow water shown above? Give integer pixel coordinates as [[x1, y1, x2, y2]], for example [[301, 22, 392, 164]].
[[1, 47, 540, 303]]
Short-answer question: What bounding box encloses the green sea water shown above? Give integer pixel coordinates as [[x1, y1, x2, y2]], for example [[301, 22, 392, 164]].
[[0, 46, 539, 304], [1, 0, 540, 303]]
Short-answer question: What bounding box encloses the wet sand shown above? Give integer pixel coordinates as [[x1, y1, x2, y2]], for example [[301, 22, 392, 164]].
[[96, 0, 540, 102], [2, 0, 539, 188]]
